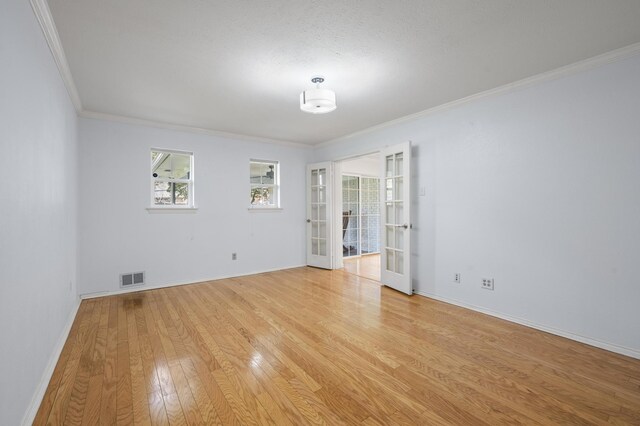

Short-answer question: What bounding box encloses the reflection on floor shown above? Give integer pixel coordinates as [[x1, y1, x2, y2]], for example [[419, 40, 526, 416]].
[[35, 266, 640, 425], [343, 253, 380, 282]]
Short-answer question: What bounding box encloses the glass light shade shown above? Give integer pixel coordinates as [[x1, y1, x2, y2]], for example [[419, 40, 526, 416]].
[[300, 88, 337, 114]]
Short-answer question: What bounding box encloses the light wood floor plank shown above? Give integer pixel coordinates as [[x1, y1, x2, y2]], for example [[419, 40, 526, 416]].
[[142, 294, 187, 425], [226, 280, 374, 422], [181, 287, 277, 425], [36, 267, 640, 425], [147, 391, 170, 426], [99, 296, 119, 424], [33, 302, 88, 426], [151, 293, 206, 425], [46, 300, 95, 425], [171, 287, 261, 425], [63, 299, 103, 425], [163, 296, 242, 426], [116, 298, 134, 425], [125, 297, 152, 425], [201, 284, 327, 425], [80, 298, 110, 425]]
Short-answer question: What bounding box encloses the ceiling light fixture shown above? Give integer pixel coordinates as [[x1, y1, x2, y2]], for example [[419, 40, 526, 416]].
[[300, 76, 336, 114]]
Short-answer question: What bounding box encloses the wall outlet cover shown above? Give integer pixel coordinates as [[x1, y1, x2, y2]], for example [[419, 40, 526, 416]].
[[481, 278, 494, 290]]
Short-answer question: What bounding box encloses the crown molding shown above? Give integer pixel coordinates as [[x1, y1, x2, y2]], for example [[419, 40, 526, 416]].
[[79, 110, 312, 149], [30, 0, 82, 112], [30, 0, 640, 150], [30, 0, 308, 149], [315, 42, 640, 149]]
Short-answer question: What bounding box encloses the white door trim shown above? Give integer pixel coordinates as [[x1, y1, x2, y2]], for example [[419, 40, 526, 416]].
[[332, 161, 344, 270]]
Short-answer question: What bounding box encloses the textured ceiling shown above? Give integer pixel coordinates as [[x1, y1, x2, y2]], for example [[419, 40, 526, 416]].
[[48, 0, 640, 145]]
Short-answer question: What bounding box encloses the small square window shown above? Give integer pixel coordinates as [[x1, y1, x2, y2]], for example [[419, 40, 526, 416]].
[[250, 160, 279, 208], [151, 149, 194, 207]]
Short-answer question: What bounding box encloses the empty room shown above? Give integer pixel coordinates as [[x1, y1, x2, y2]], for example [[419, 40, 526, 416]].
[[2, 0, 640, 424]]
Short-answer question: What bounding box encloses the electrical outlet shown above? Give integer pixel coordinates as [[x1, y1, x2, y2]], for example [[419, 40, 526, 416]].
[[232, 253, 237, 260], [481, 278, 494, 291], [454, 273, 461, 283]]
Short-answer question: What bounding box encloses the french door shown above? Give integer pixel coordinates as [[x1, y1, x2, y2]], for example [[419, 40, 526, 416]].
[[380, 142, 412, 294], [306, 162, 333, 269]]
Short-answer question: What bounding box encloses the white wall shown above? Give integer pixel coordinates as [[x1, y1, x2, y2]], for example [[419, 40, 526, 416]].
[[78, 118, 310, 296], [315, 54, 640, 356], [341, 154, 379, 177], [0, 1, 79, 424]]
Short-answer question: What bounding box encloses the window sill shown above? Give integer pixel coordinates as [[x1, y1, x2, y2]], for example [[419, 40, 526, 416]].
[[146, 207, 198, 214], [248, 207, 283, 212]]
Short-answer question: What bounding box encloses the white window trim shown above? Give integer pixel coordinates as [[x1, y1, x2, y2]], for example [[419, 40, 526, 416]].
[[248, 207, 283, 212], [150, 148, 196, 209], [249, 159, 281, 209], [146, 207, 198, 213]]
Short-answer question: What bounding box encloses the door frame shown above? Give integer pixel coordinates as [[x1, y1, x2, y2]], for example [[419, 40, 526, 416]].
[[328, 143, 412, 294]]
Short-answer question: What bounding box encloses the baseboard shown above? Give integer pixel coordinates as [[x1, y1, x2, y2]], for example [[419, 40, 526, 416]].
[[21, 297, 82, 426], [415, 291, 640, 360], [79, 264, 307, 299]]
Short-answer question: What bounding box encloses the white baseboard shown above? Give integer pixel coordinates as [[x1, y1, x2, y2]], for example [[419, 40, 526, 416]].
[[79, 264, 307, 299], [21, 297, 82, 426], [415, 291, 640, 360]]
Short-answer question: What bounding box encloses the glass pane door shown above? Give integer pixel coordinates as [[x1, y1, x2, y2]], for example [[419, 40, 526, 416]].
[[342, 176, 360, 257], [361, 177, 380, 254], [342, 175, 380, 257], [380, 143, 411, 294], [307, 162, 333, 269]]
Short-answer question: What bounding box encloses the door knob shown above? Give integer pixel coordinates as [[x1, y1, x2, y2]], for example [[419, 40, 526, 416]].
[[306, 219, 311, 223]]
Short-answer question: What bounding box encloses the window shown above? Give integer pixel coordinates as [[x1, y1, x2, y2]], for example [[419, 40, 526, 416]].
[[250, 160, 279, 208], [151, 149, 194, 207]]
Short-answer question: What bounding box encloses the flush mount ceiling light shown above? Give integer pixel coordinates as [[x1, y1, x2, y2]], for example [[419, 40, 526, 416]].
[[300, 76, 336, 114]]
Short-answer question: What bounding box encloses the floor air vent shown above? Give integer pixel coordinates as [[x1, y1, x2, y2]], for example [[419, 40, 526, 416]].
[[120, 271, 145, 288]]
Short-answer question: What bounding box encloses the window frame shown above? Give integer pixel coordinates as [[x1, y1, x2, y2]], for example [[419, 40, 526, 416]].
[[150, 148, 195, 209], [249, 159, 280, 209]]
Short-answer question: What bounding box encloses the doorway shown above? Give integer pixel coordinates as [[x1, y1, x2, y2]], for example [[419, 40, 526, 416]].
[[339, 153, 381, 282], [306, 142, 412, 294]]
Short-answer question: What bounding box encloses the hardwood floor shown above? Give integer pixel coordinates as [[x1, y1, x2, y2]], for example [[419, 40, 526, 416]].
[[343, 254, 381, 282], [34, 267, 640, 425]]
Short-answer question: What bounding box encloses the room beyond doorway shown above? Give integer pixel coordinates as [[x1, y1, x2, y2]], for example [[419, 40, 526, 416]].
[[342, 175, 380, 257], [343, 253, 381, 282], [339, 153, 381, 282]]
